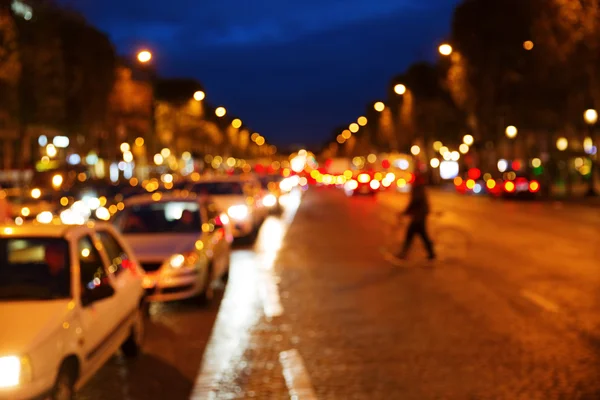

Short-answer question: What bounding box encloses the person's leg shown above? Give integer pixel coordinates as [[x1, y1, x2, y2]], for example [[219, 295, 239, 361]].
[[416, 219, 435, 259], [397, 220, 417, 258]]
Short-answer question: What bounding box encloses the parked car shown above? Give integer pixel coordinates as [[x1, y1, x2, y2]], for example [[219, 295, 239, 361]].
[[259, 175, 283, 214], [0, 222, 146, 400], [115, 193, 232, 304], [187, 175, 268, 239]]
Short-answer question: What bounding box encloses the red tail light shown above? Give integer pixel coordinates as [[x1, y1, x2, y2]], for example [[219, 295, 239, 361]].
[[529, 180, 540, 193]]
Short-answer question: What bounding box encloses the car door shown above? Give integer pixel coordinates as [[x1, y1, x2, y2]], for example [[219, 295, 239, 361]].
[[95, 228, 142, 323], [76, 234, 121, 373], [204, 200, 230, 277]]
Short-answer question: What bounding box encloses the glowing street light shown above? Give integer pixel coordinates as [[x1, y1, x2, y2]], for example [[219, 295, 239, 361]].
[[46, 144, 57, 158], [394, 84, 406, 95], [462, 134, 474, 146], [193, 91, 205, 101], [523, 41, 534, 51], [505, 125, 518, 139], [137, 50, 152, 63], [215, 107, 226, 117], [120, 142, 130, 153], [556, 137, 568, 151], [357, 116, 368, 126], [232, 118, 242, 129], [459, 144, 469, 154], [410, 145, 421, 156], [349, 123, 359, 133], [341, 129, 351, 139], [584, 109, 598, 125], [438, 43, 453, 56], [374, 101, 385, 112]]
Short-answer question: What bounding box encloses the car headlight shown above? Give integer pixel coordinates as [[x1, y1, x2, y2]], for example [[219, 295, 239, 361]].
[[168, 252, 198, 269], [262, 194, 277, 207], [0, 356, 32, 388], [228, 204, 249, 220]]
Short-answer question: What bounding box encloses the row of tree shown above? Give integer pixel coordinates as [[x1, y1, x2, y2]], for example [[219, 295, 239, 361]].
[[327, 0, 599, 165], [0, 1, 270, 171]]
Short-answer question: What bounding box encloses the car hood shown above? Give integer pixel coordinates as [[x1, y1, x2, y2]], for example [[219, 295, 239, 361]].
[[209, 195, 248, 213], [124, 233, 200, 262], [0, 300, 73, 354]]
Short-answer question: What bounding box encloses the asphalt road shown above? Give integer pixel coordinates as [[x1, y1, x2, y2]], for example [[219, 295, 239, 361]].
[[80, 187, 600, 399]]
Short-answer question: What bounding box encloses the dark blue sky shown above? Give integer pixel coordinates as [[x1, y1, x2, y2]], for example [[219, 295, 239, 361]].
[[64, 0, 460, 147]]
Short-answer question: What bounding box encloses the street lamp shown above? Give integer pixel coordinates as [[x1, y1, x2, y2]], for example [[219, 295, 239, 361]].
[[438, 44, 453, 56], [137, 50, 152, 63], [523, 41, 534, 51], [410, 145, 420, 156], [394, 84, 406, 95], [463, 134, 474, 146], [584, 109, 598, 125], [232, 118, 242, 129], [357, 116, 367, 126], [215, 107, 226, 117], [505, 125, 518, 139], [374, 102, 385, 112], [193, 91, 205, 101], [556, 137, 568, 151], [349, 123, 359, 133]]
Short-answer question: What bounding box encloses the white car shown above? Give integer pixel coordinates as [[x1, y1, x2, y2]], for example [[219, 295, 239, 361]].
[[187, 176, 268, 239], [115, 194, 232, 303], [0, 222, 145, 400]]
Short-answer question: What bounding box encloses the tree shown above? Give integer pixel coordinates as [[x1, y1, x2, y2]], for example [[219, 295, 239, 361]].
[[59, 10, 116, 145], [0, 8, 21, 168]]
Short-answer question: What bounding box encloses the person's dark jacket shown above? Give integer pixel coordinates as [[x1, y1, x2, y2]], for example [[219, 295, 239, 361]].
[[404, 184, 430, 221]]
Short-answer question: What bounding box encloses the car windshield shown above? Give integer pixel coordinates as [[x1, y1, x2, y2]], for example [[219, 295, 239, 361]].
[[0, 237, 71, 301], [118, 201, 201, 234], [260, 176, 282, 189], [190, 182, 244, 195]]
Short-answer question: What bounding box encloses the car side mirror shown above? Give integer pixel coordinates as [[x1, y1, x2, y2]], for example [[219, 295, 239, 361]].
[[81, 281, 115, 307]]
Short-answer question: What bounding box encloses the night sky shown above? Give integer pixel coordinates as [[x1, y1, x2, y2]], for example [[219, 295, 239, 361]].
[[63, 0, 460, 148]]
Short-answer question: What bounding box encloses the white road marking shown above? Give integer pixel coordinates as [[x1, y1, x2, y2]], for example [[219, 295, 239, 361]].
[[192, 189, 303, 398], [261, 270, 284, 318], [279, 349, 318, 400], [521, 290, 560, 313]]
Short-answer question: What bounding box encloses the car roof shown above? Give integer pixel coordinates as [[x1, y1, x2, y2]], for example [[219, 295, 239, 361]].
[[124, 192, 205, 207], [0, 221, 115, 238]]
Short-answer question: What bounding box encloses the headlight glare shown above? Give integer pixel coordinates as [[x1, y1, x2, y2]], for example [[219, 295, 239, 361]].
[[0, 355, 30, 388], [228, 204, 249, 220], [262, 194, 277, 207]]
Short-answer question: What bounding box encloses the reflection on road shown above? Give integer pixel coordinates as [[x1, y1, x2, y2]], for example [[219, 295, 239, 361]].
[[191, 190, 301, 398]]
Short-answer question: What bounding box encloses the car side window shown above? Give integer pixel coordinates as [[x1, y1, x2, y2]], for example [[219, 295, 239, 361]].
[[96, 231, 130, 275], [78, 236, 109, 292]]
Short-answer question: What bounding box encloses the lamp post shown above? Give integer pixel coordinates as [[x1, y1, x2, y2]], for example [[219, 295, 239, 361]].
[[135, 50, 157, 178], [438, 43, 453, 56], [505, 125, 518, 161], [584, 108, 598, 196]]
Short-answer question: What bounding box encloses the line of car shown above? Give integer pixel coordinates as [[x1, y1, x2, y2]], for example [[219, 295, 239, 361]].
[[0, 173, 287, 400]]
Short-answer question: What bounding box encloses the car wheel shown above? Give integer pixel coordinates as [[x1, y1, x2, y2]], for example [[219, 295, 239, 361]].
[[52, 363, 76, 400], [121, 307, 144, 358], [196, 262, 214, 305]]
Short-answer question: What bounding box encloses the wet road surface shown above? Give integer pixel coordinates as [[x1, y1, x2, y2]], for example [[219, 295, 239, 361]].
[[80, 187, 600, 399]]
